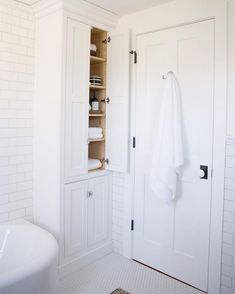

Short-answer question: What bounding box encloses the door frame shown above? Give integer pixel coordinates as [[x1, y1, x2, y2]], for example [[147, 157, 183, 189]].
[[122, 2, 227, 294]]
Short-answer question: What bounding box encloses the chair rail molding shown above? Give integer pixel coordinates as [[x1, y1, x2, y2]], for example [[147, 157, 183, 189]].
[[33, 0, 119, 30]]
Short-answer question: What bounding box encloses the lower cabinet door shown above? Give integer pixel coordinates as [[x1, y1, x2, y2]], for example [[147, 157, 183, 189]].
[[87, 176, 110, 247], [64, 180, 88, 256]]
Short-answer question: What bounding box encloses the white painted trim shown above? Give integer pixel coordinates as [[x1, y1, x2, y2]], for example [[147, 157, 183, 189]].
[[33, 0, 119, 29], [33, 0, 62, 17], [207, 5, 227, 294], [6, 0, 34, 11], [120, 1, 227, 293], [63, 170, 110, 184]]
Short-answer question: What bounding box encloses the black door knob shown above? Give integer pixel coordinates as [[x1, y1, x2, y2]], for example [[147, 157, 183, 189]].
[[200, 165, 208, 180]]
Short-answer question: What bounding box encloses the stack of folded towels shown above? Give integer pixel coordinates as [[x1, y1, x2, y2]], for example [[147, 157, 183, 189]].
[[88, 158, 102, 171], [88, 127, 103, 140]]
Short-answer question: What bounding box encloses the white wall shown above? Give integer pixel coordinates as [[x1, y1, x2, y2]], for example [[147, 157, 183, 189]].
[[112, 172, 125, 254], [0, 0, 34, 223]]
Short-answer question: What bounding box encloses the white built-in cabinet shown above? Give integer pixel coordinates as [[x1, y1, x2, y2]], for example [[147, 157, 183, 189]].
[[34, 1, 129, 274]]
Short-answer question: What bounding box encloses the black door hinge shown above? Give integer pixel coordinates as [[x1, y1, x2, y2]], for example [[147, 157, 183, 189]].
[[102, 36, 111, 44], [101, 97, 110, 104], [129, 50, 137, 64], [131, 219, 134, 231], [132, 137, 136, 149]]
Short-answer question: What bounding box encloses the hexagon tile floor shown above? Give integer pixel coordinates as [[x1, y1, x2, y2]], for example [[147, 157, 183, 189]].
[[60, 253, 204, 294]]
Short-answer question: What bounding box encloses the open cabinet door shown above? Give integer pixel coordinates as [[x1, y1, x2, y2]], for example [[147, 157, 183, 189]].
[[106, 29, 130, 172]]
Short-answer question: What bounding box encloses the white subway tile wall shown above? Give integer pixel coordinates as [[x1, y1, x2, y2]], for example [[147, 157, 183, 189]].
[[112, 172, 125, 254], [0, 0, 34, 223], [221, 143, 235, 294]]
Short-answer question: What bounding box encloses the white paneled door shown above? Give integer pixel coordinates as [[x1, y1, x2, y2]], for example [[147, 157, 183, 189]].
[[64, 180, 88, 257], [88, 176, 109, 247], [106, 29, 130, 173], [133, 20, 214, 292], [65, 19, 90, 178]]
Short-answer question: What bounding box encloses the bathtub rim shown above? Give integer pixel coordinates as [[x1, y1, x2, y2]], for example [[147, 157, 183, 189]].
[[0, 219, 59, 289]]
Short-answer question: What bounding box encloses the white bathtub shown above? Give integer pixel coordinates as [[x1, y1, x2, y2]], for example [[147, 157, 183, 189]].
[[0, 219, 59, 294]]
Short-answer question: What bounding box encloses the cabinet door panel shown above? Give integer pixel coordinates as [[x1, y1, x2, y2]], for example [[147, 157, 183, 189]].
[[88, 176, 110, 246], [65, 19, 90, 178], [106, 29, 130, 172], [64, 181, 88, 256]]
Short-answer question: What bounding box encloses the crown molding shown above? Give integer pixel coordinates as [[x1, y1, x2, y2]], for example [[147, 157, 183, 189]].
[[33, 0, 62, 17], [33, 0, 119, 29]]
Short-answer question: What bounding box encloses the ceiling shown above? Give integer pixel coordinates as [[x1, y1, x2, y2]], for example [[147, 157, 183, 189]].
[[18, 0, 174, 15]]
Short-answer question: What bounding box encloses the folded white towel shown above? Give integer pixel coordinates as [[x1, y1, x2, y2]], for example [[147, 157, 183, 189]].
[[88, 158, 102, 171], [90, 44, 97, 52], [88, 134, 103, 140], [150, 72, 184, 203], [89, 127, 103, 134]]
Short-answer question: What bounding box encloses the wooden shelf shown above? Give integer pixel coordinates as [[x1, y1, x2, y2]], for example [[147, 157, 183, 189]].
[[90, 56, 106, 64], [89, 138, 105, 143], [90, 85, 105, 90], [89, 112, 105, 117], [88, 167, 104, 173]]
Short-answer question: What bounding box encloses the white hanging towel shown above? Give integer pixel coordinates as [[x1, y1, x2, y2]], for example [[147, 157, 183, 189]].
[[150, 72, 184, 203]]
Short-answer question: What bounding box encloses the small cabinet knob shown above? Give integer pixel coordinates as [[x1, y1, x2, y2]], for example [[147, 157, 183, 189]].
[[87, 191, 93, 198]]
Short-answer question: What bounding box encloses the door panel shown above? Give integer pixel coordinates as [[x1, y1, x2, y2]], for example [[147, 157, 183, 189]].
[[133, 20, 214, 291], [106, 29, 130, 172], [88, 176, 109, 246], [64, 181, 88, 256], [65, 19, 90, 178]]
